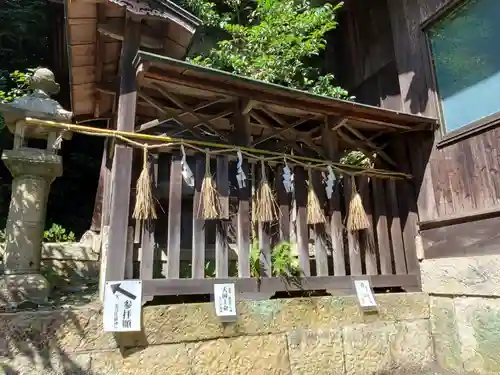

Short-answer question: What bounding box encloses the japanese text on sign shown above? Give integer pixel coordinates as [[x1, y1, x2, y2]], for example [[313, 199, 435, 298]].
[[213, 283, 237, 317], [103, 280, 142, 332], [354, 279, 377, 308]]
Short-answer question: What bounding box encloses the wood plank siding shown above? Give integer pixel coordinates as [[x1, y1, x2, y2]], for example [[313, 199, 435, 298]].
[[337, 0, 500, 259]]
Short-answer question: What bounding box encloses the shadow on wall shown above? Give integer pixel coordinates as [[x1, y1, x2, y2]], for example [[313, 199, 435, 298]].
[[0, 289, 99, 374]]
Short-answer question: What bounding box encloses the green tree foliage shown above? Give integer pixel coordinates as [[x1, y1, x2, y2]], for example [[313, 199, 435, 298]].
[[184, 0, 351, 99]]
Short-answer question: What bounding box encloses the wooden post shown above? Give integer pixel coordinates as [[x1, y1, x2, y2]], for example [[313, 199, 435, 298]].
[[233, 105, 251, 277], [103, 17, 141, 283], [215, 156, 229, 278], [192, 155, 206, 278], [343, 177, 363, 276], [322, 120, 346, 276], [294, 167, 310, 276], [166, 153, 183, 279]]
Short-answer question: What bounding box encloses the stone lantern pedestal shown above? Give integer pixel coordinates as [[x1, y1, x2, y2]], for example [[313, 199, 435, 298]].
[[2, 149, 62, 302], [0, 68, 72, 305]]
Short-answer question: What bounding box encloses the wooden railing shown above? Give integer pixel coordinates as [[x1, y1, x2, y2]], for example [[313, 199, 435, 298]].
[[124, 152, 420, 300]]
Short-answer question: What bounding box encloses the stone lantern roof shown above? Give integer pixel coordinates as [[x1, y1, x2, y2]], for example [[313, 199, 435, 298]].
[[0, 68, 73, 141]]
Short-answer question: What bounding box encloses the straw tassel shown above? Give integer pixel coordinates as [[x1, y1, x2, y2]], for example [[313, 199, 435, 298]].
[[346, 176, 370, 231], [197, 152, 221, 220], [255, 160, 278, 223], [133, 145, 157, 220], [307, 168, 326, 225]]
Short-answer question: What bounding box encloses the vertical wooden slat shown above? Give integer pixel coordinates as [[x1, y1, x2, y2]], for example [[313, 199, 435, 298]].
[[312, 171, 329, 276], [104, 19, 141, 283], [395, 139, 420, 276], [322, 121, 346, 276], [140, 155, 158, 280], [359, 176, 378, 275], [237, 158, 251, 277], [276, 165, 290, 242], [192, 155, 206, 278], [166, 154, 182, 279], [216, 156, 229, 278], [295, 167, 311, 276], [372, 178, 392, 274], [233, 106, 251, 277], [344, 176, 363, 276], [387, 179, 407, 275], [257, 163, 272, 277], [125, 226, 134, 278]]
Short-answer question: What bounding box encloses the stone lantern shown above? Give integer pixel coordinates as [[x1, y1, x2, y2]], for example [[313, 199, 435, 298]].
[[0, 68, 73, 304]]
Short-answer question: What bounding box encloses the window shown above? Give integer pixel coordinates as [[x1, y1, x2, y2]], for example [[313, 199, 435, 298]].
[[428, 0, 500, 133]]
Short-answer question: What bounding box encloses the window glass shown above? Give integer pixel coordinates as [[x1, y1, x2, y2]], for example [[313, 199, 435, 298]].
[[428, 0, 500, 132]]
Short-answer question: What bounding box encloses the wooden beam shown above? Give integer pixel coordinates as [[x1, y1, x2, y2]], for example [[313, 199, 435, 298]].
[[98, 20, 164, 49], [150, 83, 228, 141], [104, 18, 142, 283], [93, 4, 106, 118], [252, 113, 319, 147], [142, 274, 421, 297], [344, 124, 397, 167]]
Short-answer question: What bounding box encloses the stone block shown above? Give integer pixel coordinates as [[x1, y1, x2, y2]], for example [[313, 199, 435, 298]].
[[287, 328, 344, 375], [430, 297, 463, 373], [0, 306, 116, 357], [186, 334, 291, 375], [454, 297, 500, 374], [121, 293, 428, 347], [343, 320, 434, 375], [0, 352, 91, 375], [421, 255, 500, 296], [89, 345, 193, 375]]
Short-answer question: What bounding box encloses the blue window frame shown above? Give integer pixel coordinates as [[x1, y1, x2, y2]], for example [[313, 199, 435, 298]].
[[428, 0, 500, 133]]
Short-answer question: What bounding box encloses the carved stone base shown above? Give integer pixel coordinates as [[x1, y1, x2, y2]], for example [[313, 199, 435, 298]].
[[2, 273, 50, 305]]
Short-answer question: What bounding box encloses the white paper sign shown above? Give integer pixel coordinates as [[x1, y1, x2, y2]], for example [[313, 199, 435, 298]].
[[213, 283, 237, 317], [103, 280, 142, 332], [354, 279, 377, 308]]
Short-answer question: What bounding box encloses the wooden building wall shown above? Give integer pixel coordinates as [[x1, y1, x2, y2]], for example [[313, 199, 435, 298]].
[[336, 0, 500, 259]]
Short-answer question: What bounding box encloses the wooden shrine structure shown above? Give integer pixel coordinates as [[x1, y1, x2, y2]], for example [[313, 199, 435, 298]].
[[55, 0, 442, 299]]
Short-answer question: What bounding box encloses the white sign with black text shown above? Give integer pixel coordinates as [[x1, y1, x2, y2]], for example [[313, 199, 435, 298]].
[[213, 283, 237, 318], [353, 279, 377, 309], [103, 280, 142, 332]]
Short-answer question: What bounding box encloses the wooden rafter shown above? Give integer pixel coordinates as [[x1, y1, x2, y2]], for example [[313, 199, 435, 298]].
[[136, 96, 231, 132], [344, 124, 397, 167], [150, 83, 229, 141], [259, 107, 325, 158], [138, 91, 205, 138], [252, 113, 319, 147]]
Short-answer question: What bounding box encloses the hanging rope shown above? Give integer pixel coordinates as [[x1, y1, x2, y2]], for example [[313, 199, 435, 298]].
[[133, 144, 157, 220], [24, 117, 411, 180]]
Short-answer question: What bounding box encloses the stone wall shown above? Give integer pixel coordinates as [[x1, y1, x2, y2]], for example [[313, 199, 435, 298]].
[[422, 254, 500, 374], [1, 242, 99, 286], [0, 293, 441, 375]]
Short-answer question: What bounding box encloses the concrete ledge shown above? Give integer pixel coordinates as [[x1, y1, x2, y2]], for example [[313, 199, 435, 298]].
[[421, 254, 500, 296]]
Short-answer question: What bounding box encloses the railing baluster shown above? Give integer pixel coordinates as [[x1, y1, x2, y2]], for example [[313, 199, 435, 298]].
[[166, 153, 182, 279], [295, 167, 311, 276], [216, 155, 229, 278], [192, 155, 206, 279], [343, 176, 362, 275], [276, 165, 290, 242], [237, 158, 251, 277], [387, 179, 407, 275], [312, 170, 329, 276], [140, 155, 158, 281], [373, 178, 393, 275], [359, 176, 378, 275]]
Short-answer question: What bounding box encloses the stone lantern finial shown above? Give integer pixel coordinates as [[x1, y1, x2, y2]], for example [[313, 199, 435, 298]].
[[28, 68, 61, 96]]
